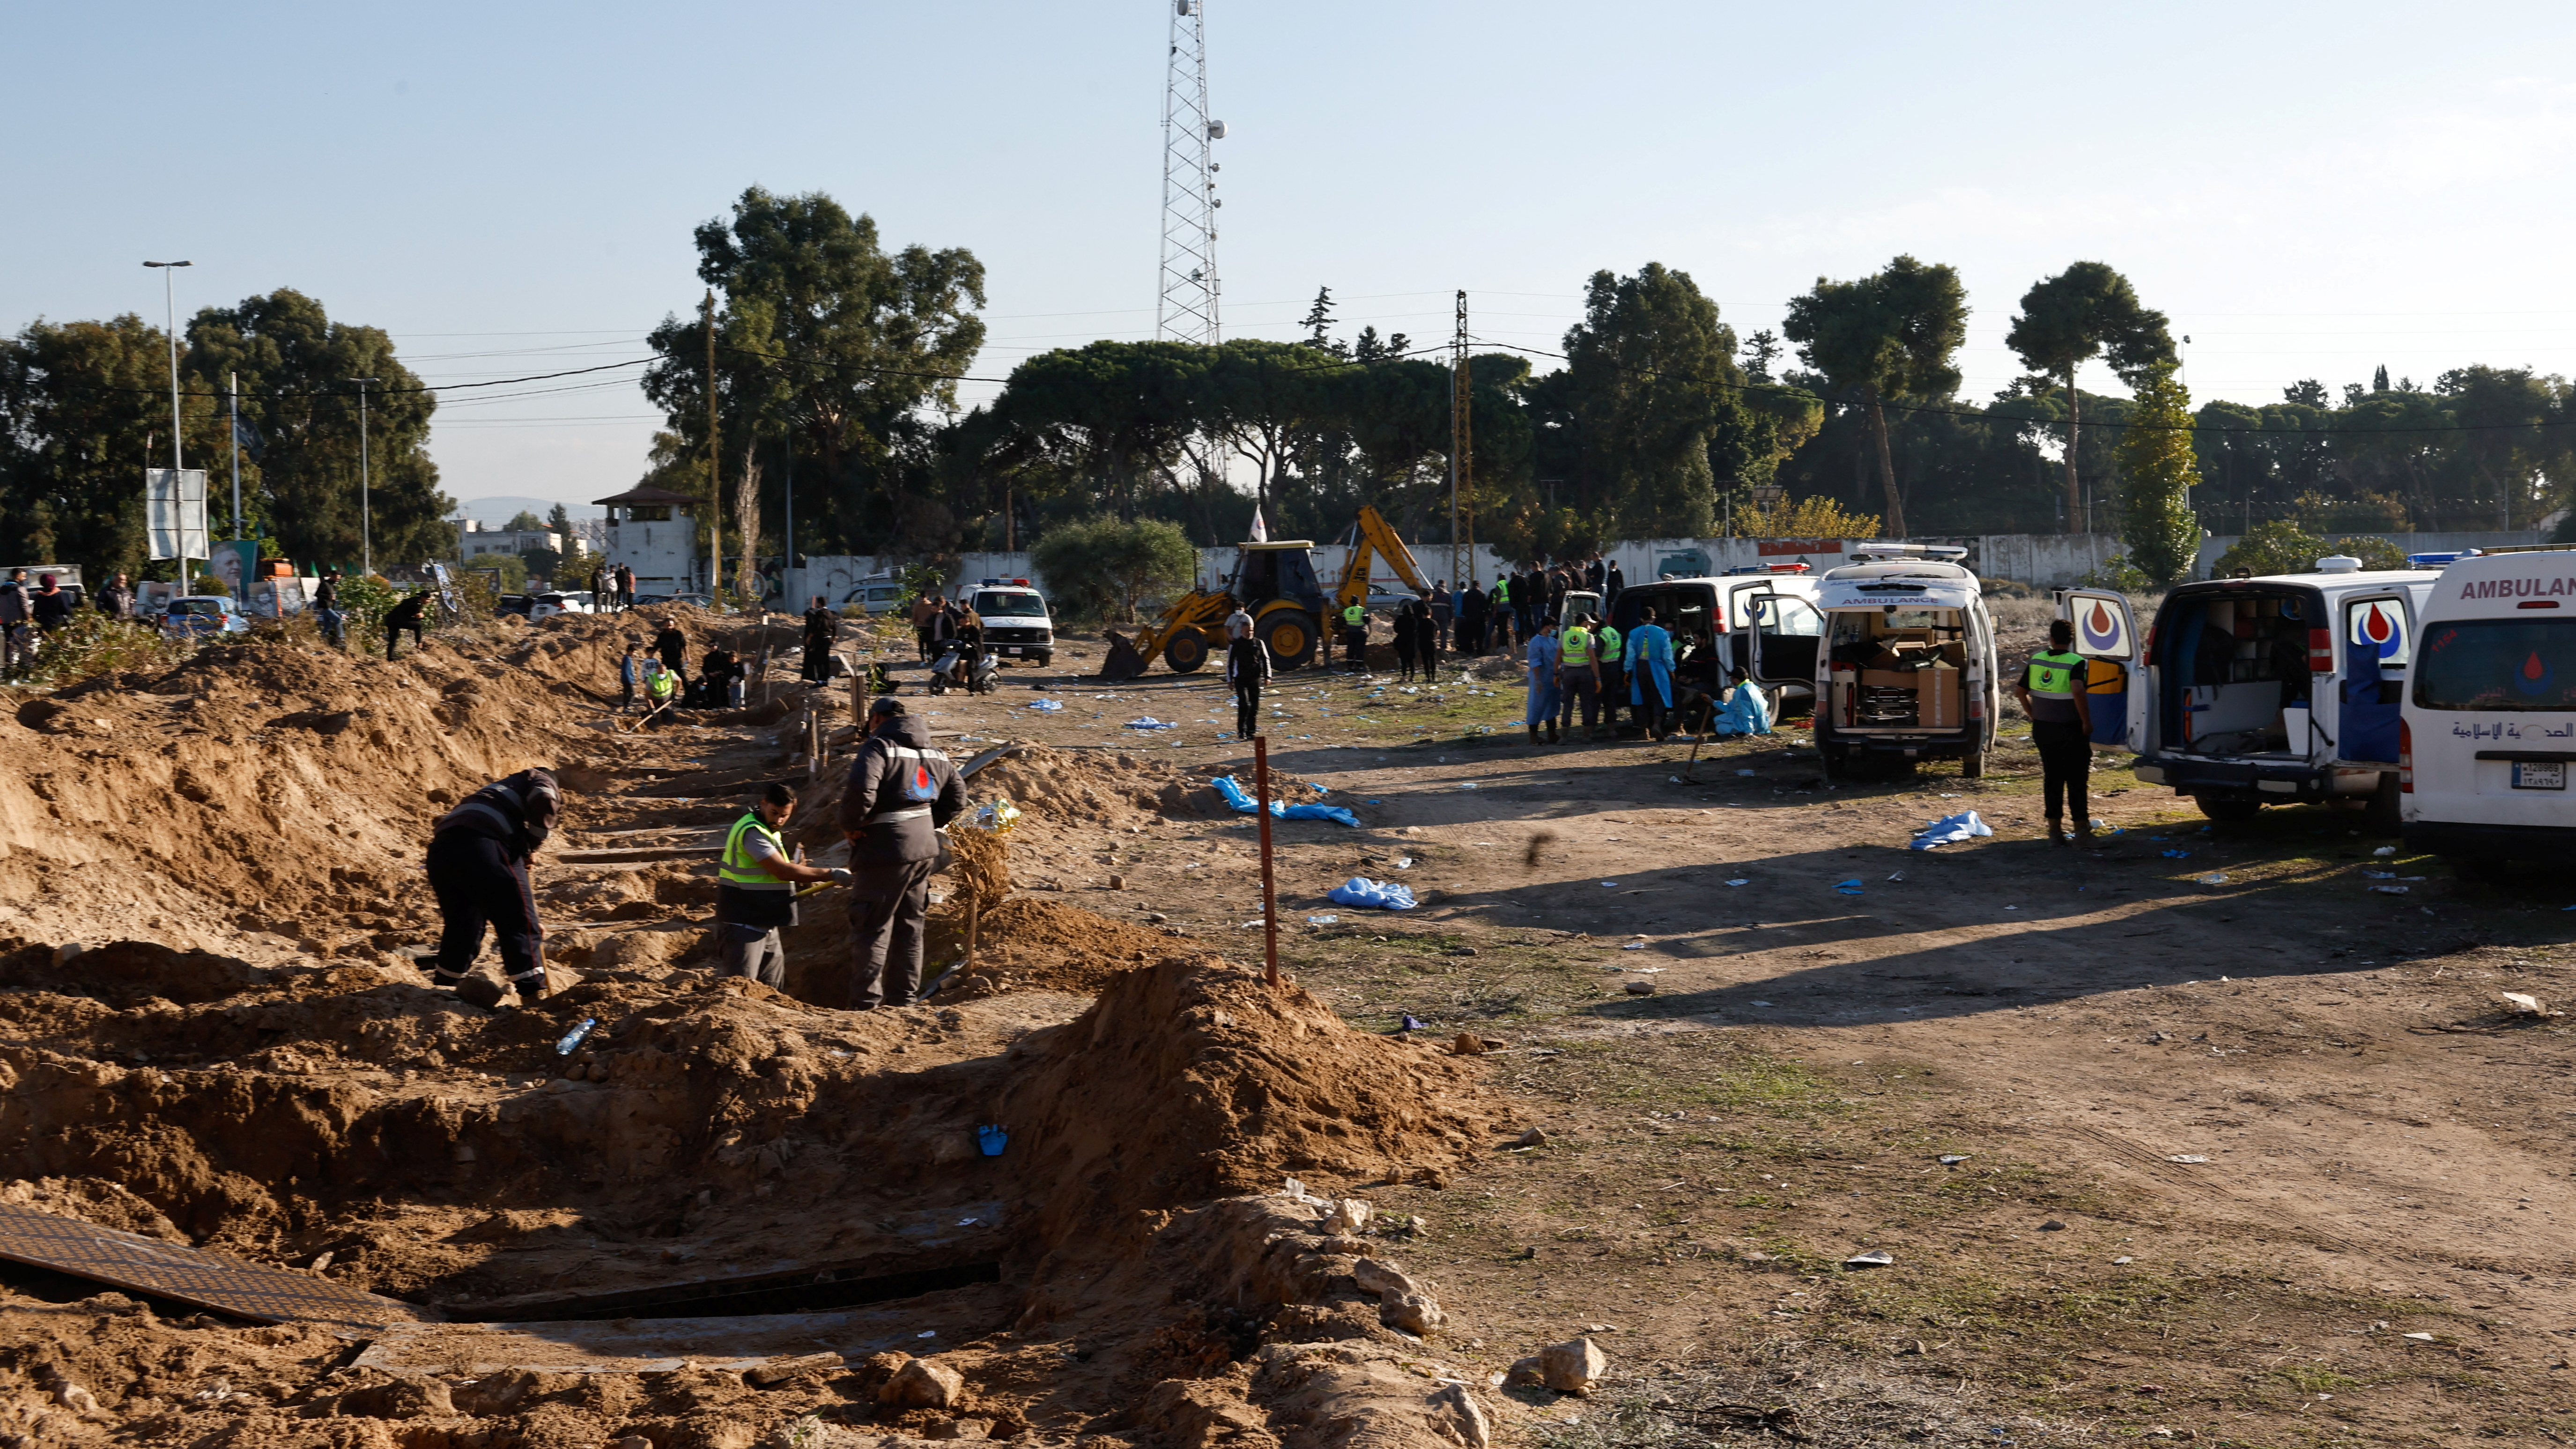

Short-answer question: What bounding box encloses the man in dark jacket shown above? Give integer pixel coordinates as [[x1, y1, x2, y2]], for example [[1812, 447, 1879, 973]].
[[30, 575, 74, 635], [384, 590, 430, 660], [1226, 608, 1271, 739], [652, 619, 688, 694], [801, 595, 838, 682], [96, 573, 135, 621], [425, 768, 562, 1006], [1457, 581, 1488, 656], [838, 698, 965, 1009]]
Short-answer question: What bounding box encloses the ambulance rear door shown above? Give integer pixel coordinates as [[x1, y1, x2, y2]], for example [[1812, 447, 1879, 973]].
[[2060, 588, 2145, 751]]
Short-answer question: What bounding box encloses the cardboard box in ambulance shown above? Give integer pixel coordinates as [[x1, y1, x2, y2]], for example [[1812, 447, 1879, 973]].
[[1810, 547, 2000, 776], [2399, 547, 2576, 864], [2110, 558, 2437, 825]]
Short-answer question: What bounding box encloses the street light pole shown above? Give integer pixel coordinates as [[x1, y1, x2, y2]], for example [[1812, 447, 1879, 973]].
[[347, 377, 380, 576], [144, 260, 193, 591]]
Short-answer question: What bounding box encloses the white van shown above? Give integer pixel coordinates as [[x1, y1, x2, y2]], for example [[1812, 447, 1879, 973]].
[[2399, 547, 2576, 863], [968, 578, 1054, 666], [1585, 566, 1827, 723], [1810, 547, 2000, 775], [2114, 558, 2439, 824]]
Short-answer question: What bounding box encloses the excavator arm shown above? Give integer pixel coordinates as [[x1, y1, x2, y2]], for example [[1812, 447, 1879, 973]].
[[1332, 505, 1434, 612]]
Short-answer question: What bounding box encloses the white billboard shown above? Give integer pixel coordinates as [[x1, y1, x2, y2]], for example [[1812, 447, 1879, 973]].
[[146, 469, 209, 561]]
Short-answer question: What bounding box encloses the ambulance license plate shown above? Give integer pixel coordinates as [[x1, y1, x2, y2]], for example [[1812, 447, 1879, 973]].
[[2513, 761, 2565, 790]]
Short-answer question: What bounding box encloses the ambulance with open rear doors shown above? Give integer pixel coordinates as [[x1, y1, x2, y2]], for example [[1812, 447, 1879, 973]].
[[2099, 556, 2439, 825], [2399, 547, 2576, 865]]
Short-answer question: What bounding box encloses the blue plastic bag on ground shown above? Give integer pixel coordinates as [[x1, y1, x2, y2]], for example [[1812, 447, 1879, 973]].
[[1327, 877, 1417, 910], [1909, 810, 1994, 850], [1211, 775, 1362, 827]]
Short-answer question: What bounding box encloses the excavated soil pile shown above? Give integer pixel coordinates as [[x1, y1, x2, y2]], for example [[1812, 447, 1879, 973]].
[[0, 937, 1507, 1448]]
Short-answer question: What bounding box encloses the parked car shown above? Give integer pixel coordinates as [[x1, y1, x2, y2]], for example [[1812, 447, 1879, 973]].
[[527, 591, 593, 621], [159, 596, 251, 640], [842, 576, 909, 616], [2117, 554, 2440, 825], [2400, 546, 2576, 865], [967, 578, 1054, 665]]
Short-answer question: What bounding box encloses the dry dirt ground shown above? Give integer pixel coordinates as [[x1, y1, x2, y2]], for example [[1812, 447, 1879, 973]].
[[0, 608, 2568, 1449]]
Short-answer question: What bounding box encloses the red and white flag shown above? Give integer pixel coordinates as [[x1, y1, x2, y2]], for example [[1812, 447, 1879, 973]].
[[1248, 505, 1269, 543]]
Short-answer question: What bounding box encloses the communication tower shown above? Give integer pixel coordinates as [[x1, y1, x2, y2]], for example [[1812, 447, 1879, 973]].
[[1156, 0, 1223, 344]]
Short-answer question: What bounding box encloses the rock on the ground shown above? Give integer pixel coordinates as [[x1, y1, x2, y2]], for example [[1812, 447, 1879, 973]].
[[1540, 1337, 1607, 1393], [1505, 1355, 1546, 1386], [880, 1355, 965, 1409], [335, 1377, 455, 1419], [1322, 1198, 1372, 1235]]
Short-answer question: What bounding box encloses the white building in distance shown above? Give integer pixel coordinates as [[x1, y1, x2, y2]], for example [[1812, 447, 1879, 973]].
[[457, 522, 562, 560], [593, 485, 703, 598]]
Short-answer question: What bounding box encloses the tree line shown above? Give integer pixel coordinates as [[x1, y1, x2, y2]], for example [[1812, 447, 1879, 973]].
[[8, 183, 2572, 592]]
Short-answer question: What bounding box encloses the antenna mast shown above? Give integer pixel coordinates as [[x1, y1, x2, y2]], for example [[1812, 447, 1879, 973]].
[[1156, 0, 1222, 344], [1450, 291, 1472, 589]]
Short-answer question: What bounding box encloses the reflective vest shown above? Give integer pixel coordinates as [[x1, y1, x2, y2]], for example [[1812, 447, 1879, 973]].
[[2025, 648, 2083, 700], [1491, 579, 1509, 602], [1561, 626, 1593, 666], [717, 810, 795, 928], [646, 670, 674, 702], [1342, 604, 1366, 628], [1597, 624, 1622, 663]]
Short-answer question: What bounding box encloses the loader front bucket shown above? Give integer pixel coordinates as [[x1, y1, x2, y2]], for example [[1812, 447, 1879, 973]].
[[1099, 631, 1150, 680]]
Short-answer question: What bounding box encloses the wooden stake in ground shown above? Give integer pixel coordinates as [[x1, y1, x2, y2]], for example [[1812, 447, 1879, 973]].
[[1255, 735, 1280, 988]]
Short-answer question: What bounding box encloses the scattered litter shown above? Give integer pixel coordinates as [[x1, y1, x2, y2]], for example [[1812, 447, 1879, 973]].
[[1844, 1250, 1894, 1268], [1725, 878, 1751, 887], [2161, 849, 2191, 860], [554, 1018, 598, 1056], [1238, 918, 1266, 930], [1750, 1000, 1773, 1007], [2502, 991, 2560, 1017], [917, 1331, 938, 1339], [2196, 873, 2229, 886], [1736, 769, 1755, 776], [972, 798, 1022, 832], [1393, 857, 1413, 869], [1311, 783, 1330, 793], [1307, 914, 1340, 925], [1600, 880, 1619, 888], [1938, 1154, 1970, 1166], [1398, 1013, 1428, 1032], [2400, 1332, 2437, 1343], [1328, 877, 1417, 910], [2002, 905, 2021, 911], [976, 1125, 1007, 1157], [1834, 879, 1865, 895], [1459, 782, 1480, 790], [1668, 776, 1683, 783], [1621, 941, 1645, 950], [958, 1217, 981, 1227], [2363, 869, 2396, 879], [1212, 775, 1361, 827], [2373, 845, 2396, 857], [2369, 885, 2409, 895], [2167, 1155, 2210, 1164], [1886, 871, 1906, 882], [2114, 1256, 2134, 1265], [1025, 699, 1065, 712], [1910, 810, 1993, 850], [1124, 717, 1177, 730]]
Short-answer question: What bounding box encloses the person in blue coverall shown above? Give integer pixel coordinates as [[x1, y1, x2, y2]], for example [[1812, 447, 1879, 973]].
[[1626, 606, 1674, 740], [1524, 620, 1562, 745]]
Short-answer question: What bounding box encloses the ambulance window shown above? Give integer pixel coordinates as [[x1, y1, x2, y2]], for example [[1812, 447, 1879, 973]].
[[2413, 619, 2576, 711], [2344, 598, 2409, 670], [1753, 596, 1821, 636]]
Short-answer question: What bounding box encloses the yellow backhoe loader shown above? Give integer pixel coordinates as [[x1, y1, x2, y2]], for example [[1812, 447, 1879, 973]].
[[1098, 507, 1436, 680]]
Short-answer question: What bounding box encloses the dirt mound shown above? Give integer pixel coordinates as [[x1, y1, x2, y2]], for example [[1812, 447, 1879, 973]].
[[933, 897, 1180, 1000], [0, 941, 270, 1008]]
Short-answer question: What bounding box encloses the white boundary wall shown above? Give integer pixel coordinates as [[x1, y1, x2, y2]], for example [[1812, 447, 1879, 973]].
[[790, 530, 2554, 610]]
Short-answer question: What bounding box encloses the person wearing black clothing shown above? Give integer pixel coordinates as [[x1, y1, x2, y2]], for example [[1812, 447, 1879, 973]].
[[1457, 582, 1488, 656], [652, 619, 688, 693], [96, 573, 134, 621], [838, 698, 966, 1010], [800, 595, 838, 682], [383, 591, 430, 660], [425, 768, 561, 1006], [1392, 600, 1421, 681], [1429, 582, 1452, 651], [1411, 601, 1441, 682], [696, 646, 742, 708], [1585, 556, 1606, 591], [1226, 617, 1270, 740], [1604, 559, 1624, 604], [30, 575, 73, 634]]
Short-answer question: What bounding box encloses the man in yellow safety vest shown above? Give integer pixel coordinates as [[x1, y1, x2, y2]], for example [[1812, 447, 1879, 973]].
[[1340, 600, 1369, 673], [716, 782, 851, 986], [1594, 617, 1625, 732], [2013, 618, 2095, 844], [1557, 614, 1603, 740]]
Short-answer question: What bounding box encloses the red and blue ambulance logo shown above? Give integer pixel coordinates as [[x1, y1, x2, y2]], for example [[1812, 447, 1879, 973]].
[[2516, 649, 2554, 697], [2348, 601, 2406, 662], [902, 762, 939, 800], [2078, 598, 2126, 655]]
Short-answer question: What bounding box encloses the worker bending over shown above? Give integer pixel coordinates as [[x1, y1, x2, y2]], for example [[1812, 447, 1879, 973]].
[[426, 768, 562, 1006], [716, 781, 852, 987], [839, 698, 964, 1010]]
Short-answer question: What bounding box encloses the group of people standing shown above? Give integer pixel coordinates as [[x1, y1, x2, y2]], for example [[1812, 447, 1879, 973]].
[[1449, 554, 1626, 658], [0, 569, 80, 680], [589, 563, 639, 612]]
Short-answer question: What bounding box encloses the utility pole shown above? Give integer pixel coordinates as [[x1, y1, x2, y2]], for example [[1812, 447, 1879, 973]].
[[346, 377, 379, 576], [227, 371, 242, 544], [1449, 290, 1473, 591], [144, 260, 192, 589], [703, 290, 723, 611], [1155, 0, 1222, 345], [780, 430, 794, 607]]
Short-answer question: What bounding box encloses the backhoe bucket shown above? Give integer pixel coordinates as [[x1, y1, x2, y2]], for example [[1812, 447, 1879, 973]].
[[1099, 631, 1150, 680]]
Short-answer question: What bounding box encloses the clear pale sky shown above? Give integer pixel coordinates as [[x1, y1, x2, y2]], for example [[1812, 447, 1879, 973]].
[[9, 1, 2574, 518]]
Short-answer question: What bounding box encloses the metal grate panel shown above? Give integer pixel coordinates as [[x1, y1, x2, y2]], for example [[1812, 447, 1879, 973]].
[[0, 1200, 437, 1333]]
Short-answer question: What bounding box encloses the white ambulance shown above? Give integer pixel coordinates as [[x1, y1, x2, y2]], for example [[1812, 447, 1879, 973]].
[[1810, 546, 2002, 776], [2102, 558, 2440, 825], [2399, 547, 2576, 864]]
